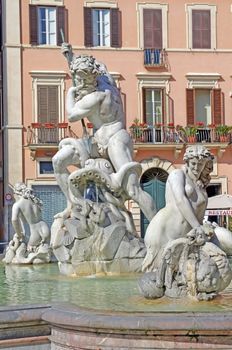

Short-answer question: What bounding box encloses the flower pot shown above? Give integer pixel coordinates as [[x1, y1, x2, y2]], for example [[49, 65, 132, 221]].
[[187, 136, 196, 143], [219, 135, 228, 143]]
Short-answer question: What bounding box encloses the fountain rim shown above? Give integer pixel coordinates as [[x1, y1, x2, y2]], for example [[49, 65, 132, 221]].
[[42, 302, 232, 334]]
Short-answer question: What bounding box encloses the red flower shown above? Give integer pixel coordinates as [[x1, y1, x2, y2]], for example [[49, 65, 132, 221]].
[[154, 123, 163, 128], [196, 121, 205, 127], [140, 122, 148, 128], [167, 122, 175, 128]]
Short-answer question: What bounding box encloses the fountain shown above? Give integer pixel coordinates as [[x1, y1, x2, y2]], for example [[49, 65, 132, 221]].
[[2, 43, 232, 349]]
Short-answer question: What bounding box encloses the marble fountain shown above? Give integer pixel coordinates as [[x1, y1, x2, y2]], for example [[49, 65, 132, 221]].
[[2, 45, 232, 349]]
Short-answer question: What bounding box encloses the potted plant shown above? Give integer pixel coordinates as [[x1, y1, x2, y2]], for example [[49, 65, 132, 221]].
[[215, 125, 232, 142], [207, 123, 216, 129], [129, 118, 144, 141], [180, 125, 197, 143]]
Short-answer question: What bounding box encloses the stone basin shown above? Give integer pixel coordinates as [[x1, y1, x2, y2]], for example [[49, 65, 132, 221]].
[[1, 262, 232, 349]]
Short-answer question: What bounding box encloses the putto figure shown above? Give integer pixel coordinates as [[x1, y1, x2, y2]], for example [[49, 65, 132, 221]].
[[3, 183, 50, 264]]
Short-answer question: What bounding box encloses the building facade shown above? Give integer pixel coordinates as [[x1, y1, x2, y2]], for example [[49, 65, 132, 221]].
[[1, 0, 232, 242]]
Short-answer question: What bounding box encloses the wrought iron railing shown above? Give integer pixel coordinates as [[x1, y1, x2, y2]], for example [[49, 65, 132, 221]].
[[144, 48, 167, 67], [130, 126, 232, 144], [27, 123, 232, 146], [26, 122, 78, 145]]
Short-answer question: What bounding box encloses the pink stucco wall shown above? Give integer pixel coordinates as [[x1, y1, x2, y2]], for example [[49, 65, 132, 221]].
[[19, 0, 232, 194]]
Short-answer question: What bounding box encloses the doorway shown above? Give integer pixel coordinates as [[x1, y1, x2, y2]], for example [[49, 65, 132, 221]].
[[140, 168, 168, 238]]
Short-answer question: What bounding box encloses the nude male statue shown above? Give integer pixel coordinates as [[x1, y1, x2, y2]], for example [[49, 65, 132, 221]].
[[52, 44, 156, 221]]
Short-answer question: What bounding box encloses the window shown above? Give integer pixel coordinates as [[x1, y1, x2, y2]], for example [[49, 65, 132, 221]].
[[143, 9, 162, 49], [30, 71, 66, 143], [195, 89, 211, 125], [37, 85, 59, 124], [186, 4, 216, 50], [84, 7, 121, 47], [144, 88, 163, 126], [186, 88, 222, 125], [38, 7, 57, 45], [137, 3, 168, 49], [143, 88, 165, 142], [92, 9, 110, 46], [37, 85, 59, 142], [30, 71, 65, 123], [136, 73, 172, 127], [29, 5, 67, 45], [192, 10, 210, 49], [38, 160, 54, 176], [186, 73, 222, 126]]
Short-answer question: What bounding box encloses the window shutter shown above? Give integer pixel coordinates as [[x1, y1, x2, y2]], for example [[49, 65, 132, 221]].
[[37, 85, 58, 124], [48, 86, 59, 123], [110, 8, 121, 48], [38, 86, 48, 124], [57, 6, 67, 45], [212, 88, 222, 125], [29, 5, 38, 45], [84, 7, 93, 47], [142, 88, 146, 123], [143, 9, 162, 49], [186, 88, 195, 125], [192, 10, 211, 49], [161, 89, 166, 125]]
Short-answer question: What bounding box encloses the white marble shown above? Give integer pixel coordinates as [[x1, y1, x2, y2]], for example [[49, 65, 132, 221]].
[[3, 183, 50, 264]]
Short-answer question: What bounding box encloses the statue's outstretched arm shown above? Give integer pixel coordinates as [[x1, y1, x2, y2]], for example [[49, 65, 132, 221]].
[[61, 42, 74, 67]]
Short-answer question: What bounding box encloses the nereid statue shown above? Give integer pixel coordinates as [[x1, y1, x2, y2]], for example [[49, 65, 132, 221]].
[[51, 44, 152, 275], [3, 183, 51, 264], [139, 146, 232, 301]]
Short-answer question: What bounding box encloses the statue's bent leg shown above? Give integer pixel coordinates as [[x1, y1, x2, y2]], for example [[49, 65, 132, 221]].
[[107, 132, 156, 221], [52, 138, 90, 218], [53, 145, 75, 194], [126, 172, 157, 222], [107, 130, 134, 170]]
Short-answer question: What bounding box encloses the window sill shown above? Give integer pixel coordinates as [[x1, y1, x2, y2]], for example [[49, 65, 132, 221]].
[[30, 0, 63, 5]]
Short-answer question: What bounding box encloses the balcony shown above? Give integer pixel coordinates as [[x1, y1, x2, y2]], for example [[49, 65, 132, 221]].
[[129, 125, 232, 158], [26, 122, 78, 145], [26, 122, 78, 159], [144, 48, 167, 69]]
